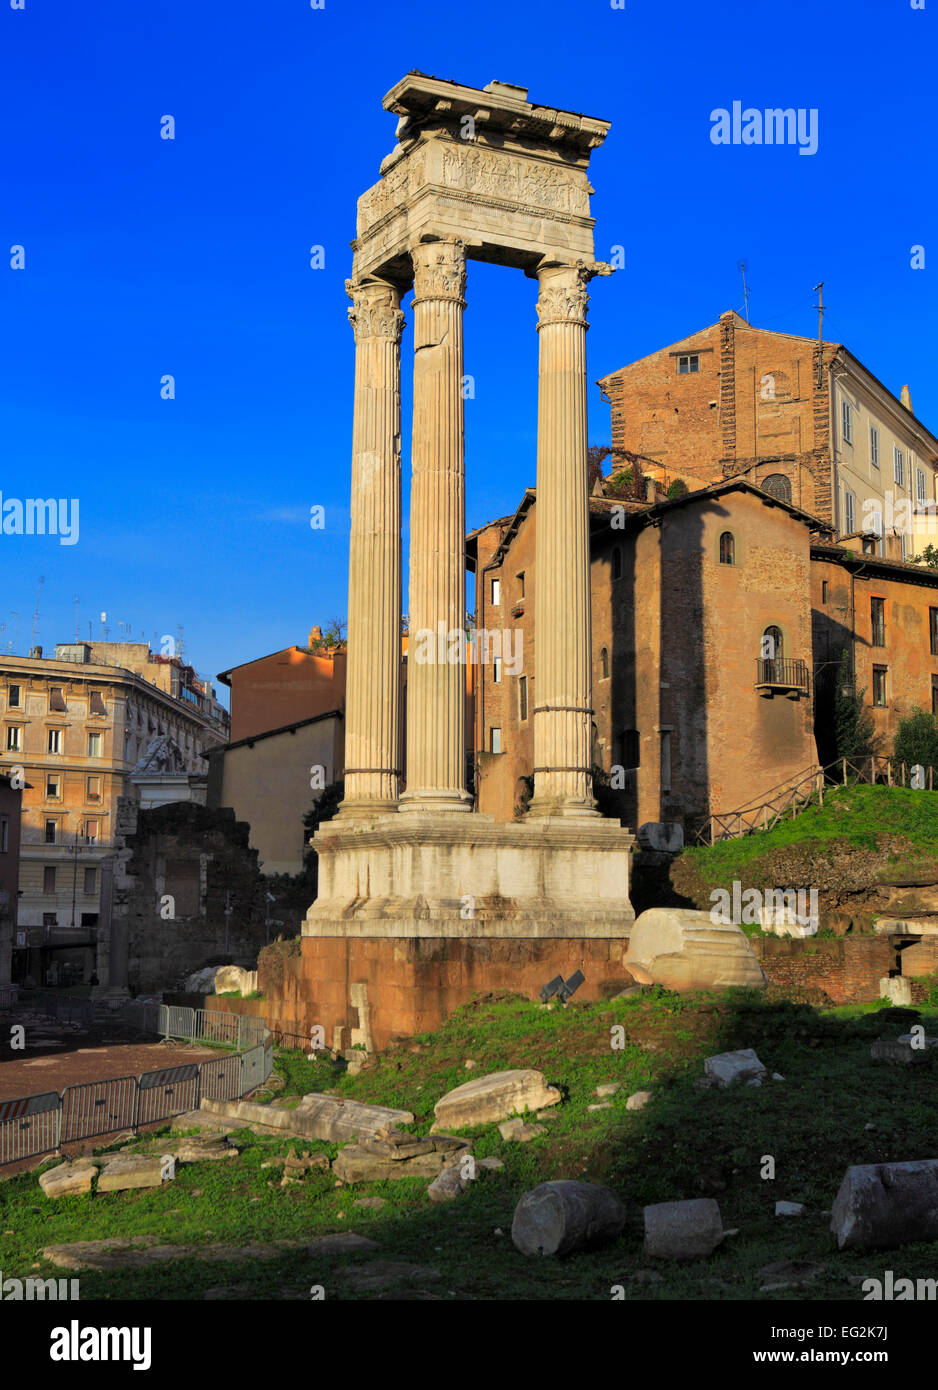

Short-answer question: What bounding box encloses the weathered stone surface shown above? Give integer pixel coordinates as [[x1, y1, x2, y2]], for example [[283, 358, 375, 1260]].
[[704, 1048, 768, 1088], [201, 1094, 413, 1143], [644, 1198, 725, 1259], [43, 1236, 308, 1270], [432, 1070, 561, 1131], [512, 1180, 625, 1256], [39, 1161, 98, 1199], [477, 1156, 505, 1171], [498, 1119, 546, 1142], [427, 1164, 466, 1203], [96, 1155, 166, 1192], [173, 1135, 239, 1164], [870, 1038, 934, 1065], [776, 1201, 806, 1216], [587, 1102, 611, 1112], [880, 976, 913, 1005], [831, 1161, 938, 1251], [625, 909, 766, 993], [340, 1261, 442, 1293], [626, 1091, 653, 1111], [595, 1083, 621, 1098], [332, 1145, 450, 1183], [306, 1233, 380, 1255]]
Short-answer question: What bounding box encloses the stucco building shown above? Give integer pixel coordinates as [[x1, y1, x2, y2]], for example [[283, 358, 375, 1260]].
[[0, 642, 229, 986]]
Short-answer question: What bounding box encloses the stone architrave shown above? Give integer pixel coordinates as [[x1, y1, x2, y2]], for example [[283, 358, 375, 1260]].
[[340, 278, 405, 815], [399, 239, 472, 815]]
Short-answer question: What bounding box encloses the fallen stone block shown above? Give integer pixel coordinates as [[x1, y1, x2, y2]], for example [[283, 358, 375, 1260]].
[[644, 1198, 725, 1259], [587, 1103, 611, 1112], [432, 1070, 561, 1131], [831, 1160, 938, 1251], [625, 908, 767, 993], [341, 1261, 441, 1293], [498, 1119, 545, 1142], [880, 976, 913, 1006], [427, 1164, 467, 1204], [595, 1083, 620, 1098], [39, 1161, 99, 1200], [512, 1180, 625, 1257], [704, 1048, 768, 1087], [306, 1233, 380, 1255], [200, 1094, 413, 1144], [332, 1145, 454, 1183], [477, 1156, 504, 1171], [870, 1038, 932, 1065], [96, 1155, 167, 1193], [776, 1201, 806, 1216], [626, 1091, 652, 1111]]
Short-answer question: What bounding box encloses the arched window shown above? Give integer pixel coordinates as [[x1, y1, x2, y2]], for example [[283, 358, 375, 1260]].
[[762, 625, 784, 661], [762, 473, 792, 504], [719, 531, 735, 565], [600, 646, 609, 679], [612, 547, 622, 581]]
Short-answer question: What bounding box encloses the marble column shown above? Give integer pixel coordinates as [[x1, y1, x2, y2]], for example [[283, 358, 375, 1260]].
[[339, 277, 404, 815], [399, 238, 472, 813], [530, 260, 599, 817]]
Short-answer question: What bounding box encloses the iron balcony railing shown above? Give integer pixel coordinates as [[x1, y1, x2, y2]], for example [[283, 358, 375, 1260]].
[[755, 657, 809, 693]]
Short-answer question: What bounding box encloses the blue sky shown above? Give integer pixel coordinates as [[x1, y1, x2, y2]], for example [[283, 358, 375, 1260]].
[[1, 0, 934, 706]]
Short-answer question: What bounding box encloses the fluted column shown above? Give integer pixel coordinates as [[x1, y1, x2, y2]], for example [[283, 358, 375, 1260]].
[[530, 260, 600, 817], [399, 238, 472, 814], [339, 277, 404, 815]]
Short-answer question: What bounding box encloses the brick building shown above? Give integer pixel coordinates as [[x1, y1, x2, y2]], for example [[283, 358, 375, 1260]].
[[597, 312, 938, 550]]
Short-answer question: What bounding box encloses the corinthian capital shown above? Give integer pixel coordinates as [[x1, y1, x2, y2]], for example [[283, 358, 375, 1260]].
[[411, 239, 467, 306], [535, 260, 593, 330], [346, 278, 405, 344]]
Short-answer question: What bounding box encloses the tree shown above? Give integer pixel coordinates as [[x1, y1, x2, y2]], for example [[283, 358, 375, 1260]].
[[666, 478, 689, 500], [912, 544, 938, 570], [894, 708, 938, 774], [833, 649, 880, 759], [309, 617, 346, 652]]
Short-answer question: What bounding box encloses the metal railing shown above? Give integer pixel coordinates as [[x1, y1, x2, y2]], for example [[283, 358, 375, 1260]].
[[755, 657, 810, 692], [0, 994, 273, 1167]]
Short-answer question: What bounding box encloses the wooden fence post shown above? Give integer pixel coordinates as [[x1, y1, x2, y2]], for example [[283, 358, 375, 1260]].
[[842, 757, 847, 786]]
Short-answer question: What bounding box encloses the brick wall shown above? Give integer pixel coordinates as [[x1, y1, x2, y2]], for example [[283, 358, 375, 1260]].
[[752, 934, 896, 1003]]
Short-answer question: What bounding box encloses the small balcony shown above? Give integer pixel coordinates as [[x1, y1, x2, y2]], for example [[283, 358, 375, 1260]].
[[755, 657, 809, 698]]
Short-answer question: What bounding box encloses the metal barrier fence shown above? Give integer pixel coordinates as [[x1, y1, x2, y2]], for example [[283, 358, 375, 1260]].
[[158, 1005, 269, 1051], [134, 1063, 201, 1128], [61, 1075, 137, 1145], [239, 1041, 272, 1095], [0, 1091, 62, 1166]]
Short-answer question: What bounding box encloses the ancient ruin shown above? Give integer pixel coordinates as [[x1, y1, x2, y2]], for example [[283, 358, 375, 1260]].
[[304, 75, 635, 1044]]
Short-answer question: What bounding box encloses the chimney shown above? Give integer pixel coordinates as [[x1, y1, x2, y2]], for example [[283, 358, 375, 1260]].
[[901, 384, 913, 413], [308, 625, 322, 646], [29, 645, 42, 659]]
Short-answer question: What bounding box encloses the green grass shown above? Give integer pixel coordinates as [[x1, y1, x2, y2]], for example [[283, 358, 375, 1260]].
[[2, 988, 937, 1301]]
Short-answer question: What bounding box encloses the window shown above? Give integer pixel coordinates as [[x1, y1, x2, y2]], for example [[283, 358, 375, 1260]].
[[49, 687, 67, 712], [894, 447, 905, 488], [762, 474, 792, 504], [931, 608, 938, 657], [44, 820, 57, 844], [43, 866, 56, 894], [0, 815, 7, 853], [83, 819, 99, 844], [519, 676, 528, 722], [612, 547, 622, 581], [822, 580, 829, 604], [844, 489, 856, 533], [933, 676, 938, 718], [47, 728, 62, 754], [7, 684, 21, 709], [87, 775, 101, 801], [842, 399, 853, 444], [873, 666, 887, 707], [870, 426, 880, 468], [491, 578, 501, 606], [42, 913, 57, 928], [493, 658, 502, 685], [677, 354, 699, 374], [918, 469, 928, 505], [88, 731, 103, 757], [88, 690, 107, 716], [84, 867, 97, 895], [600, 647, 609, 680], [517, 572, 525, 599], [871, 598, 885, 647], [6, 726, 21, 752], [46, 775, 61, 800], [719, 531, 735, 565], [660, 731, 672, 793], [762, 626, 784, 661], [489, 727, 502, 754]]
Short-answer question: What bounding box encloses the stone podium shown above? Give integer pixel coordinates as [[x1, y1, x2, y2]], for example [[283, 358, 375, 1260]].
[[303, 75, 635, 1048]]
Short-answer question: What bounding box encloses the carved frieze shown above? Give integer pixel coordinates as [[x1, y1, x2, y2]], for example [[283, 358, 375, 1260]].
[[440, 144, 589, 216]]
